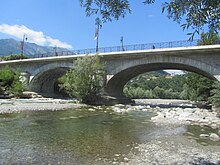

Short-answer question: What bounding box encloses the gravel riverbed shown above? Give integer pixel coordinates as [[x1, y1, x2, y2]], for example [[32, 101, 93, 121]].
[[0, 98, 84, 113], [1, 98, 220, 164]]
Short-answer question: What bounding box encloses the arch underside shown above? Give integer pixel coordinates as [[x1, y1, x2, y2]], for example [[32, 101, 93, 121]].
[[30, 67, 69, 97], [106, 63, 216, 97]]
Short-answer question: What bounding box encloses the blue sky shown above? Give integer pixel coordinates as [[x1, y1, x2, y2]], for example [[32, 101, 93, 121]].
[[0, 0, 197, 50]]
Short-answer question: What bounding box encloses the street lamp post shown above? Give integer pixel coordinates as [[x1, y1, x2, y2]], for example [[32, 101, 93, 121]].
[[95, 17, 102, 53], [120, 36, 124, 51], [21, 34, 28, 56], [95, 27, 99, 53]]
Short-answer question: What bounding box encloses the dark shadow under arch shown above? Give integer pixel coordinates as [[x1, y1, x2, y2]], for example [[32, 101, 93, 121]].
[[105, 63, 217, 97], [30, 67, 70, 97]]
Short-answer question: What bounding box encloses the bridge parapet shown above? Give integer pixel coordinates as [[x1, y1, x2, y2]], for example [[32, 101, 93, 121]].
[[28, 40, 200, 59]]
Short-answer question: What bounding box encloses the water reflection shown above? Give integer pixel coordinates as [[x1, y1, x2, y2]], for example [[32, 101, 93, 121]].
[[0, 108, 155, 164]]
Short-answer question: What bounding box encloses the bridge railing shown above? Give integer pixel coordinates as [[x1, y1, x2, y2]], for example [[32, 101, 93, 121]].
[[25, 39, 201, 59]]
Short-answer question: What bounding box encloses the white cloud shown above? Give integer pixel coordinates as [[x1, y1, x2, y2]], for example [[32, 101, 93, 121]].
[[0, 24, 72, 49]]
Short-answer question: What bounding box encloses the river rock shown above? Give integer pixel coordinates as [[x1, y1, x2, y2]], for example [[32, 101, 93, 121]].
[[114, 104, 125, 107], [199, 134, 209, 139], [88, 108, 95, 112], [127, 107, 135, 111], [124, 157, 129, 161], [209, 133, 220, 141], [211, 123, 218, 129], [112, 107, 123, 113]]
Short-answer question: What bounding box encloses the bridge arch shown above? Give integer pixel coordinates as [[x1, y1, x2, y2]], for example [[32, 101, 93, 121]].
[[105, 55, 218, 97], [29, 62, 73, 97]]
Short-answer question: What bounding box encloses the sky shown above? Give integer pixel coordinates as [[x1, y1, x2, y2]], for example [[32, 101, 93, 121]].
[[0, 0, 198, 51]]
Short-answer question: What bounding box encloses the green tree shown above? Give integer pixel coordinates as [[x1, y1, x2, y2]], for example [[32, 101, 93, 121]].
[[123, 73, 186, 99], [79, 0, 130, 23], [124, 87, 146, 99], [152, 86, 166, 99], [182, 31, 219, 102], [198, 30, 220, 45], [160, 0, 220, 39], [209, 82, 220, 108], [80, 0, 130, 51], [183, 73, 214, 102], [0, 67, 15, 88], [11, 80, 24, 97], [80, 0, 219, 39], [60, 54, 105, 103]]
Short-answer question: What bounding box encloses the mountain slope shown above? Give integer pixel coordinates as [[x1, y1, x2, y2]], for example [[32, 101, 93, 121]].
[[0, 39, 69, 56]]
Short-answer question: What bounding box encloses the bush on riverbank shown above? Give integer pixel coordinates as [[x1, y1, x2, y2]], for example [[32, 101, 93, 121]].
[[0, 66, 24, 98]]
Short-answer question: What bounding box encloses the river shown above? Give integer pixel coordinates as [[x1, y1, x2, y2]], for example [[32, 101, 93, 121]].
[[0, 102, 220, 164]]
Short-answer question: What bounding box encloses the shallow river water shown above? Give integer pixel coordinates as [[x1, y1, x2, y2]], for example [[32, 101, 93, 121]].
[[0, 107, 219, 164]]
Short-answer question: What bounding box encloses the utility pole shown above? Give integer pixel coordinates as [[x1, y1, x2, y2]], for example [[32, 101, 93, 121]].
[[20, 34, 27, 55]]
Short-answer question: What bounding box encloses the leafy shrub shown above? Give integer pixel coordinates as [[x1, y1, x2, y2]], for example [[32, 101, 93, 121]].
[[0, 66, 24, 97]]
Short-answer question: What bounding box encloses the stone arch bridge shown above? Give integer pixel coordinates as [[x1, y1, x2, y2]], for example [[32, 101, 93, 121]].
[[0, 44, 220, 100]]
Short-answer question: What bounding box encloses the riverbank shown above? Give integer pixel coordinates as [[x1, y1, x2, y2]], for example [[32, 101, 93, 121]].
[[0, 98, 84, 114]]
